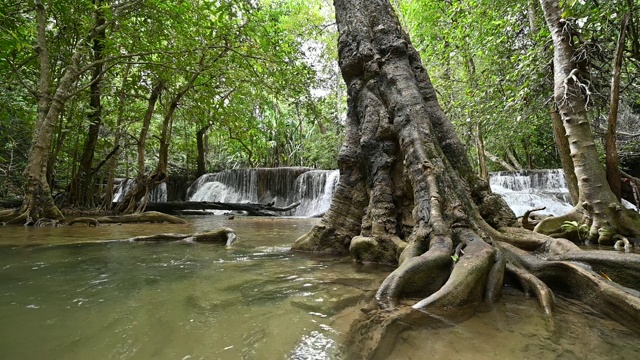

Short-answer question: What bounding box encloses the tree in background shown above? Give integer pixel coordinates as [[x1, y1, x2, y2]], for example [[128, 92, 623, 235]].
[[534, 0, 640, 245], [0, 0, 343, 219]]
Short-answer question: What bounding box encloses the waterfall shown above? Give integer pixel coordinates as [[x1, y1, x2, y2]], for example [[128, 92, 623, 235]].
[[290, 170, 340, 217], [490, 169, 638, 216], [489, 169, 574, 217], [149, 182, 167, 203], [112, 179, 168, 203], [113, 179, 135, 203], [187, 168, 340, 217]]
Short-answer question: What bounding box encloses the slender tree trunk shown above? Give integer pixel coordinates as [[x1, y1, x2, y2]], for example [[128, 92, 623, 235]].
[[506, 147, 523, 170], [117, 57, 204, 214], [523, 139, 533, 169], [536, 0, 640, 242], [114, 80, 164, 214], [196, 125, 211, 177], [605, 15, 629, 201], [69, 0, 106, 208], [46, 105, 69, 188], [476, 121, 488, 180], [528, 0, 538, 34], [103, 63, 132, 210], [484, 150, 517, 171]]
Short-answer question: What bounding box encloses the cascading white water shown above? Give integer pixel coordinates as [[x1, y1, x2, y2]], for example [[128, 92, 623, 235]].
[[113, 179, 135, 203], [187, 168, 340, 217], [489, 169, 574, 217], [112, 179, 168, 203], [148, 182, 167, 203], [290, 170, 340, 217]]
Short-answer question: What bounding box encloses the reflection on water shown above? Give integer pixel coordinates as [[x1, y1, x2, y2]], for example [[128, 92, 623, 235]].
[[391, 288, 640, 360], [0, 217, 387, 360], [1, 216, 639, 359]]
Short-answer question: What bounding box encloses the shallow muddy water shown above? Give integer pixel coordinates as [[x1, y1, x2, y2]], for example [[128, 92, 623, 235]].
[[0, 216, 639, 359]]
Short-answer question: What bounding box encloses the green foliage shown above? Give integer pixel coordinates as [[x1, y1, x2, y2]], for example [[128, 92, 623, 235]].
[[397, 0, 640, 173], [561, 220, 589, 239], [0, 0, 343, 201], [398, 0, 560, 171]]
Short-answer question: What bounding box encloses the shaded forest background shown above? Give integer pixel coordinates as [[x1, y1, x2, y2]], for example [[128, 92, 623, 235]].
[[1, 0, 639, 207]]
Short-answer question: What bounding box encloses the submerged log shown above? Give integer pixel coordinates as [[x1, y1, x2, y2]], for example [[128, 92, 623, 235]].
[[122, 227, 237, 246], [69, 211, 187, 225], [143, 201, 301, 216]]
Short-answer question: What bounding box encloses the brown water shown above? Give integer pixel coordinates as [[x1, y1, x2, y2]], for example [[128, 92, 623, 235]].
[[1, 216, 639, 359]]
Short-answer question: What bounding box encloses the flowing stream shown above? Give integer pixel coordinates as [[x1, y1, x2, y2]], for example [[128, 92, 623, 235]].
[[1, 216, 639, 359], [0, 217, 387, 359]]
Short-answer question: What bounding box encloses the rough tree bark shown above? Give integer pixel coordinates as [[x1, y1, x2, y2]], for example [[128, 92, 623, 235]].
[[290, 1, 640, 359], [535, 0, 640, 245], [551, 110, 579, 205]]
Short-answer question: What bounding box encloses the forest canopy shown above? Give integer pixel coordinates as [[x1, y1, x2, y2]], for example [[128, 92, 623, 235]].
[[2, 0, 640, 207]]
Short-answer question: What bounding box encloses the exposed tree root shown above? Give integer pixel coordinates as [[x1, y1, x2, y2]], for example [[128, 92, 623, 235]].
[[505, 262, 554, 315], [534, 203, 640, 245], [122, 227, 237, 245], [499, 241, 640, 331], [546, 250, 640, 289], [411, 229, 495, 318], [521, 207, 547, 230], [286, 1, 640, 358], [342, 234, 640, 360], [3, 211, 186, 227], [68, 217, 100, 226], [72, 211, 187, 225], [0, 210, 26, 224], [343, 306, 451, 360], [349, 235, 407, 264], [375, 234, 452, 309]]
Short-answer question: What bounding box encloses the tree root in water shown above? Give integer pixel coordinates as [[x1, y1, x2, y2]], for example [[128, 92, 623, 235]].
[[534, 204, 640, 246], [342, 232, 640, 360], [68, 217, 101, 226], [122, 227, 237, 246], [505, 262, 554, 315], [521, 207, 547, 230], [70, 211, 187, 225]]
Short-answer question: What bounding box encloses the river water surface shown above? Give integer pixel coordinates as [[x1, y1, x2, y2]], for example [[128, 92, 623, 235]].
[[1, 216, 639, 359]]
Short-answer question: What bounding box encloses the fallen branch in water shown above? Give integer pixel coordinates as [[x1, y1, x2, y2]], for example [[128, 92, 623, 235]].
[[122, 227, 237, 245], [69, 211, 187, 225], [143, 201, 301, 216]]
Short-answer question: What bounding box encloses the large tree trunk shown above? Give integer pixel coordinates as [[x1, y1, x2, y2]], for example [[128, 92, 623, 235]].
[[551, 109, 579, 205], [11, 0, 79, 224], [290, 1, 640, 358], [535, 0, 640, 244]]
